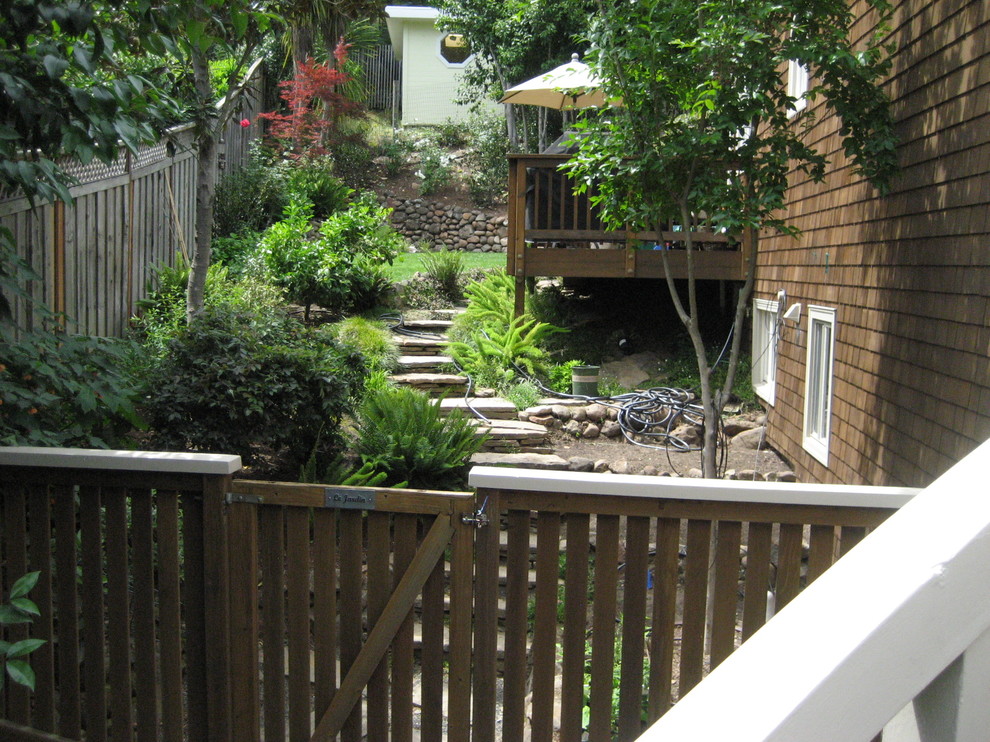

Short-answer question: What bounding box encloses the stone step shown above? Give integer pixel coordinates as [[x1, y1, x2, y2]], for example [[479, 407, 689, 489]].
[[397, 354, 452, 370], [438, 397, 518, 420], [394, 335, 448, 355], [470, 452, 570, 470], [400, 319, 454, 331], [389, 372, 468, 392], [468, 419, 549, 449]]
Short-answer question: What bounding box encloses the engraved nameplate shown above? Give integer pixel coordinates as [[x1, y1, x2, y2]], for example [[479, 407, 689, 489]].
[[324, 488, 376, 510]]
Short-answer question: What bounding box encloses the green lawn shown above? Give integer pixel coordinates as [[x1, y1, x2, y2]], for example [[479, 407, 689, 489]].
[[389, 251, 507, 282]]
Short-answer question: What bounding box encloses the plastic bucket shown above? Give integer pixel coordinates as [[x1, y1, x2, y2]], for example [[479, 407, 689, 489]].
[[571, 365, 600, 397]]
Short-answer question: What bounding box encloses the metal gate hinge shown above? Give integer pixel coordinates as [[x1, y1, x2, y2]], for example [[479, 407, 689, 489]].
[[462, 496, 490, 528]]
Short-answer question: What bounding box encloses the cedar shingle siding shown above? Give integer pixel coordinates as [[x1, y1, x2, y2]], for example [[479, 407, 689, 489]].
[[758, 0, 989, 486]]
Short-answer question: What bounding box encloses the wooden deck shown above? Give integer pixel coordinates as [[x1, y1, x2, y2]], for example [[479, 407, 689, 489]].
[[506, 154, 752, 313]]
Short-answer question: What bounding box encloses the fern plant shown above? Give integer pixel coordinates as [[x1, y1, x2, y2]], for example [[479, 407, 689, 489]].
[[355, 387, 486, 490], [448, 313, 563, 383]]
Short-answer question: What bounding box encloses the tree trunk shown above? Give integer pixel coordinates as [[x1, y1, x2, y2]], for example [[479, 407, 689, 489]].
[[292, 24, 314, 76], [186, 48, 217, 323]]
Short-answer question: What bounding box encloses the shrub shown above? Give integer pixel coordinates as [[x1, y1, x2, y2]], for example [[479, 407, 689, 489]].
[[254, 194, 404, 320], [0, 323, 143, 448], [419, 249, 465, 302], [379, 136, 412, 176], [418, 144, 453, 196], [142, 307, 365, 469], [331, 137, 377, 188], [212, 152, 288, 237], [354, 387, 486, 490], [466, 111, 509, 207], [323, 316, 399, 373], [504, 380, 541, 410], [432, 119, 470, 148], [286, 155, 354, 219], [211, 231, 262, 276]]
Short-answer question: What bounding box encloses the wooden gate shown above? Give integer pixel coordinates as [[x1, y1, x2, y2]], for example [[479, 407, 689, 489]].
[[226, 480, 478, 742]]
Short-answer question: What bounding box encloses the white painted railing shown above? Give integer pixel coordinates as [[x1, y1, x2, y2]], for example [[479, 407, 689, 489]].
[[633, 437, 990, 742]]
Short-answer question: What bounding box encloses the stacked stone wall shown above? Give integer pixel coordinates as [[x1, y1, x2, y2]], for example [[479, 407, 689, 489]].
[[384, 196, 508, 252]]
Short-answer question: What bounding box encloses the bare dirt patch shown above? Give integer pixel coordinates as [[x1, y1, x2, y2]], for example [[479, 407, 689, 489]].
[[546, 427, 793, 478]]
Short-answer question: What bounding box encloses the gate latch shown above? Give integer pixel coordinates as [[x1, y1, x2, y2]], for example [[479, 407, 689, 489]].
[[462, 496, 489, 528]]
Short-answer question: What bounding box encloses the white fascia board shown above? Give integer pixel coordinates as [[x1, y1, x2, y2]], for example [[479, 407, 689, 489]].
[[0, 446, 241, 475], [468, 465, 918, 510], [385, 6, 440, 20]]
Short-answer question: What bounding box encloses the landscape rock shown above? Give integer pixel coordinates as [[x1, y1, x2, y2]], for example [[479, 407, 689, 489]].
[[562, 419, 583, 437], [730, 427, 767, 450], [671, 423, 702, 447], [585, 404, 608, 423], [581, 422, 601, 439], [529, 415, 555, 428], [567, 456, 596, 472], [776, 470, 798, 482], [610, 460, 631, 475], [734, 469, 765, 481], [599, 351, 661, 390], [570, 407, 588, 423], [601, 420, 623, 438], [723, 417, 760, 437], [594, 459, 610, 473], [551, 405, 573, 421], [385, 196, 508, 251], [686, 468, 704, 478], [640, 465, 659, 476]]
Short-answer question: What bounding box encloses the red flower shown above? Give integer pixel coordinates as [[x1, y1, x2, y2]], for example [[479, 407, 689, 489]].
[[240, 118, 251, 128]]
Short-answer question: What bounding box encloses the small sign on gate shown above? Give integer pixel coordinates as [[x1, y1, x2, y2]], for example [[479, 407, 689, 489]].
[[324, 487, 376, 510]]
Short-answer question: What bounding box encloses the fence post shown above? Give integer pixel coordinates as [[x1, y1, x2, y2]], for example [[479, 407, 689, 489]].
[[472, 490, 500, 741], [228, 497, 260, 742], [202, 473, 233, 742]]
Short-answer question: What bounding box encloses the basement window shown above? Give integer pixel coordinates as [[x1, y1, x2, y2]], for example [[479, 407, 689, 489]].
[[752, 298, 779, 405], [803, 306, 836, 465]]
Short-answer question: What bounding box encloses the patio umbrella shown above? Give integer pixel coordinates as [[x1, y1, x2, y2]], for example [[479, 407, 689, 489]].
[[499, 53, 615, 109]]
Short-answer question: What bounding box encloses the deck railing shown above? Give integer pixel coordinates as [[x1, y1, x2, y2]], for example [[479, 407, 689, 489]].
[[2, 446, 928, 742], [631, 437, 990, 742], [506, 154, 751, 313]]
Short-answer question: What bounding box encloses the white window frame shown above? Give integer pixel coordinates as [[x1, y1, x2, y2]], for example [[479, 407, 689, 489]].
[[787, 59, 809, 117], [803, 305, 836, 466], [752, 297, 779, 405], [437, 32, 473, 68]]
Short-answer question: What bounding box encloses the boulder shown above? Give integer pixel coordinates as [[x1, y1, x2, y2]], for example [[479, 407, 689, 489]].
[[640, 465, 659, 476], [730, 427, 767, 450], [585, 403, 608, 423], [562, 419, 583, 437], [600, 351, 661, 390], [567, 457, 595, 472], [593, 459, 610, 473], [601, 420, 623, 438], [723, 417, 760, 437]]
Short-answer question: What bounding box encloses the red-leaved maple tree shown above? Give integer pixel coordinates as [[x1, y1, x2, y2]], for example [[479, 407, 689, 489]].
[[259, 39, 363, 157]]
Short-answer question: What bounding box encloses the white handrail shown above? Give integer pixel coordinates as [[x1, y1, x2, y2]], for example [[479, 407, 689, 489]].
[[0, 446, 241, 475], [635, 437, 990, 742], [469, 465, 918, 509]]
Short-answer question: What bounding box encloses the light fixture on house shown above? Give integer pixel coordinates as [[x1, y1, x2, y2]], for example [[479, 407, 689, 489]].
[[782, 303, 802, 322]]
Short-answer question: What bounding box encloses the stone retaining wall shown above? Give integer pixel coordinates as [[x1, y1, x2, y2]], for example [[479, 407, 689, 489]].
[[383, 195, 508, 252]]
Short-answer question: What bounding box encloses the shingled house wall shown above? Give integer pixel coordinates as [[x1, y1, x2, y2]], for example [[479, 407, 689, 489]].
[[756, 0, 989, 486]]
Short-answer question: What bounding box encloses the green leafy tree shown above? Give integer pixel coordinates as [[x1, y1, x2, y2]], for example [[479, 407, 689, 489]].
[[565, 0, 897, 476], [433, 0, 596, 148]]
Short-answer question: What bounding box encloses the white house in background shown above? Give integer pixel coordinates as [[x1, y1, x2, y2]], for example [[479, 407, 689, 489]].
[[385, 5, 482, 126]]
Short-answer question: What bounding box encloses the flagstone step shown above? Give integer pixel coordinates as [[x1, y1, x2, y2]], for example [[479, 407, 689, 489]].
[[468, 419, 549, 450], [397, 354, 452, 370], [437, 397, 518, 420], [394, 335, 448, 355], [469, 452, 570, 470], [389, 372, 468, 392], [399, 319, 454, 331]]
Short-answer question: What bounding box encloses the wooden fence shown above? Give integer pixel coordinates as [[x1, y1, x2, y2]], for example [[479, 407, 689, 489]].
[[0, 449, 918, 742], [0, 77, 263, 338]]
